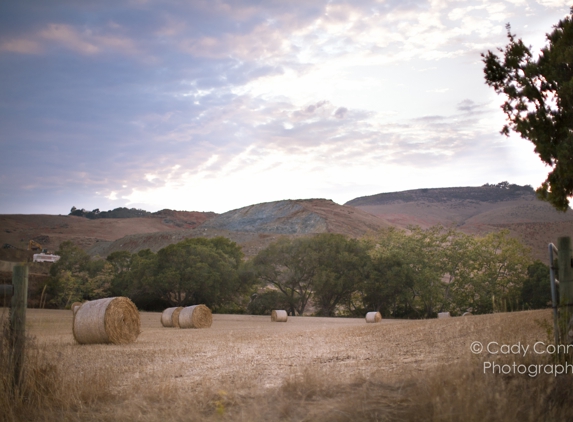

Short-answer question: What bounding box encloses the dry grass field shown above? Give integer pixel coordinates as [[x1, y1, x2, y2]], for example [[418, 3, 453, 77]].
[[2, 308, 573, 421]]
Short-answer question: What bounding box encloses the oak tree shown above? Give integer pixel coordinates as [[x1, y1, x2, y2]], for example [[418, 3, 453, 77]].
[[483, 10, 573, 211]]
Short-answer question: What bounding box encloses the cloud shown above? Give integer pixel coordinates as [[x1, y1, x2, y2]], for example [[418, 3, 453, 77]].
[[0, 38, 41, 54], [334, 107, 348, 119], [0, 22, 142, 57], [457, 99, 481, 112], [536, 0, 571, 7], [117, 99, 527, 212], [40, 24, 101, 54], [0, 0, 567, 213], [116, 93, 504, 199]]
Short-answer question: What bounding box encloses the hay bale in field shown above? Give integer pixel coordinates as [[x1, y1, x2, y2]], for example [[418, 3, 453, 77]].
[[365, 311, 382, 323], [271, 310, 288, 322], [161, 306, 183, 328], [438, 312, 451, 318], [73, 297, 140, 345], [71, 302, 83, 315], [172, 306, 183, 328], [179, 304, 212, 329], [462, 312, 473, 317]]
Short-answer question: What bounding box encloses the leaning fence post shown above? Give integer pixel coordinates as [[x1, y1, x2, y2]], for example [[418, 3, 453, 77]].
[[558, 237, 573, 343], [10, 263, 28, 387], [549, 243, 560, 345]]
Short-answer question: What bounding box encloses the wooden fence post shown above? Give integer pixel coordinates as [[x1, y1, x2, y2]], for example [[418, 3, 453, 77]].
[[10, 264, 28, 388], [558, 237, 573, 343]]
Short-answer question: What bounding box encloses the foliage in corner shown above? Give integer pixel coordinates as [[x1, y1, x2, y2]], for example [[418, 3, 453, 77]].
[[482, 9, 573, 211]]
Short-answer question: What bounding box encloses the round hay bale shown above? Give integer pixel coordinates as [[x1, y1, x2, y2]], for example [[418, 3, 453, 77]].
[[161, 306, 183, 328], [179, 304, 212, 329], [365, 311, 382, 323], [71, 302, 83, 315], [73, 297, 140, 345], [271, 310, 288, 322], [438, 312, 451, 318], [171, 306, 183, 328]]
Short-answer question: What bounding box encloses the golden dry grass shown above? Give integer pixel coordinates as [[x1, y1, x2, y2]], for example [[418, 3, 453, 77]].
[[2, 307, 573, 421]]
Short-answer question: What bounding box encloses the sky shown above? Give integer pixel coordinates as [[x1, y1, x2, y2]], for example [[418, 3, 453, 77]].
[[0, 0, 570, 215]]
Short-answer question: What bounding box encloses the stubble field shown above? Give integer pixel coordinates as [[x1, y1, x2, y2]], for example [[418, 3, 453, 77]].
[[2, 307, 572, 421]]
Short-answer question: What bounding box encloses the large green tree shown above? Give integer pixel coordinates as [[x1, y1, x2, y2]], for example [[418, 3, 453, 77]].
[[367, 226, 453, 318], [312, 234, 369, 317], [447, 230, 532, 314], [483, 9, 573, 211], [361, 253, 414, 318], [366, 226, 533, 317], [251, 234, 370, 316], [251, 237, 319, 316], [123, 249, 166, 310], [106, 250, 133, 296], [148, 237, 247, 309]]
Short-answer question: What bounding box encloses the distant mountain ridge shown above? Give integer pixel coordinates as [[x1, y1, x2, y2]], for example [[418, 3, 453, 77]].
[[345, 182, 535, 206], [86, 199, 389, 258], [345, 182, 573, 262], [2, 182, 573, 264], [344, 182, 572, 229]]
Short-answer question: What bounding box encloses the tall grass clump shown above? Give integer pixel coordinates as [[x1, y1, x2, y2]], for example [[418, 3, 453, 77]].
[[0, 320, 62, 421], [207, 360, 573, 422], [0, 316, 116, 422], [409, 355, 573, 422]]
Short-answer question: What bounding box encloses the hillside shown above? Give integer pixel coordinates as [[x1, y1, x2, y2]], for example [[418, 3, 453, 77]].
[[88, 199, 390, 258], [345, 182, 573, 262], [86, 227, 294, 258], [0, 210, 216, 262], [3, 183, 573, 264], [1, 200, 389, 261], [200, 199, 388, 235], [489, 220, 573, 263], [346, 182, 534, 206]]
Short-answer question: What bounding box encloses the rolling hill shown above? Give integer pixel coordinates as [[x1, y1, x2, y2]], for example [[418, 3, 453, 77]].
[[344, 182, 573, 227], [0, 210, 216, 262], [87, 199, 390, 258], [345, 182, 573, 261], [2, 182, 573, 264]]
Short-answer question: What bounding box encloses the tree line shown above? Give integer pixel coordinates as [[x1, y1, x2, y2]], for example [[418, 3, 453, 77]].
[[48, 237, 251, 312], [247, 227, 549, 317], [46, 226, 550, 318]]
